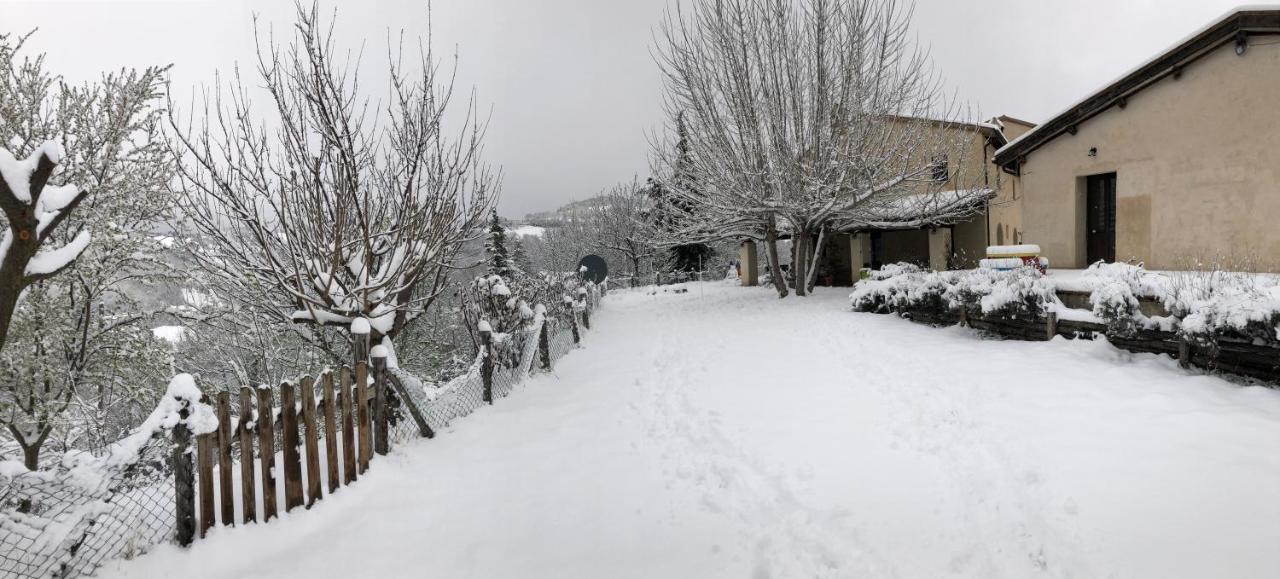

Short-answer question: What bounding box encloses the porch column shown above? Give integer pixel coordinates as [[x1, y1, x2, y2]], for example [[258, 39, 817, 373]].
[[739, 241, 758, 286], [849, 233, 871, 283], [928, 227, 952, 271]]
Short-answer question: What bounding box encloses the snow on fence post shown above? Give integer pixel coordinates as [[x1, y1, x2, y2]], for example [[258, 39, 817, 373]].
[[371, 347, 390, 456], [351, 318, 371, 366], [480, 321, 495, 404], [173, 408, 196, 547], [166, 375, 216, 547]]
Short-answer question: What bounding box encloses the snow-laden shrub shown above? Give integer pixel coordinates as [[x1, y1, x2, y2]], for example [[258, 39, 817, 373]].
[[853, 263, 1054, 320], [945, 267, 1054, 319], [1084, 262, 1147, 336], [850, 266, 945, 313], [1163, 270, 1280, 347], [868, 262, 922, 281]]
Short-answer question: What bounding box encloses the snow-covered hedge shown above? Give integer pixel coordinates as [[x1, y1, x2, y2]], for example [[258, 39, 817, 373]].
[[851, 265, 1053, 319], [855, 261, 1280, 348]]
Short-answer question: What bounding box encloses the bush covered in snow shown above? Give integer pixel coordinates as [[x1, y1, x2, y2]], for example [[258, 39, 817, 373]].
[[1083, 263, 1148, 337], [463, 272, 590, 370], [852, 264, 1053, 320], [945, 267, 1055, 319], [1163, 269, 1280, 348]]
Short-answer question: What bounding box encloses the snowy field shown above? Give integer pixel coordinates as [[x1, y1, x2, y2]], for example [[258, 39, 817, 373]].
[[99, 282, 1280, 579]]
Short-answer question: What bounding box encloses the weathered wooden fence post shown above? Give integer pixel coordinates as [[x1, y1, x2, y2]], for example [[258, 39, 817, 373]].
[[351, 321, 370, 367], [355, 362, 372, 474], [1179, 338, 1192, 368], [339, 367, 357, 485], [539, 320, 551, 370], [300, 376, 322, 506], [387, 373, 434, 438], [372, 349, 389, 456], [1046, 311, 1058, 341], [256, 386, 278, 521], [172, 406, 195, 547], [215, 392, 234, 527], [237, 387, 257, 524], [321, 371, 340, 493], [480, 326, 495, 405], [196, 398, 215, 538], [280, 382, 304, 512]]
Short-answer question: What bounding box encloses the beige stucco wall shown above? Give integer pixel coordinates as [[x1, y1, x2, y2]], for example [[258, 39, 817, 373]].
[[989, 119, 1032, 248], [1020, 40, 1280, 270], [871, 117, 1030, 269]]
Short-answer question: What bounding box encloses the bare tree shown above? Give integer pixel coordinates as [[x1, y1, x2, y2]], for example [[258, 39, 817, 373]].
[[169, 3, 498, 362], [654, 0, 982, 296], [587, 180, 657, 280]]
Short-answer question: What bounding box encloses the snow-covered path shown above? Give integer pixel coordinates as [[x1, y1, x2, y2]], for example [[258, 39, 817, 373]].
[[101, 283, 1280, 579]]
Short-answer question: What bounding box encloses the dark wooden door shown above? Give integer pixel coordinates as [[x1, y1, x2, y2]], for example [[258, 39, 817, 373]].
[[1086, 173, 1116, 264]]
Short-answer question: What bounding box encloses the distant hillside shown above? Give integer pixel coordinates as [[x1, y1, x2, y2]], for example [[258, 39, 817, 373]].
[[523, 195, 608, 227]]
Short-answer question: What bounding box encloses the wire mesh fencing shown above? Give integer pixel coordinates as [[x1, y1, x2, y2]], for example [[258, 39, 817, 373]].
[[0, 384, 212, 579], [0, 295, 602, 579]]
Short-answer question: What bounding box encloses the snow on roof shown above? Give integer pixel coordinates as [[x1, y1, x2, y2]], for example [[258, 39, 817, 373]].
[[855, 188, 995, 229], [995, 5, 1280, 163]]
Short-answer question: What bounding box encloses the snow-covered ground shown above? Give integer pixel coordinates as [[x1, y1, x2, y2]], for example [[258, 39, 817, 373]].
[[99, 282, 1280, 578]]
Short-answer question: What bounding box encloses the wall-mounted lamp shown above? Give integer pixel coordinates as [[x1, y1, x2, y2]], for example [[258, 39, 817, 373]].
[[1088, 147, 1098, 157]]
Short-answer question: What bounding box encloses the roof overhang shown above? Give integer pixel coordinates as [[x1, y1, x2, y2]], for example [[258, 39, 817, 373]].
[[994, 7, 1280, 171]]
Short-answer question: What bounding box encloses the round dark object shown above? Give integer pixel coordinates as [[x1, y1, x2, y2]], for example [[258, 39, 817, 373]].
[[578, 255, 608, 284]]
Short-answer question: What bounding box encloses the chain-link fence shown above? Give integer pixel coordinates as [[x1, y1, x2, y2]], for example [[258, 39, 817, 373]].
[[1, 292, 603, 579], [606, 271, 711, 290], [388, 308, 588, 438], [0, 384, 211, 579]]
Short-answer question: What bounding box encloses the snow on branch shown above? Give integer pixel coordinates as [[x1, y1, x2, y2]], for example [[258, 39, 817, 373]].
[[25, 229, 91, 277], [0, 140, 90, 349]]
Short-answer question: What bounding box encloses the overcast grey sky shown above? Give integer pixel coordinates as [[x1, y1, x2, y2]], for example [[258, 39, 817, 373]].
[[1, 0, 1253, 217]]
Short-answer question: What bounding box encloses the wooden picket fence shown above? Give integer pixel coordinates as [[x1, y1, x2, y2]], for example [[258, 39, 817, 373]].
[[172, 357, 415, 544]]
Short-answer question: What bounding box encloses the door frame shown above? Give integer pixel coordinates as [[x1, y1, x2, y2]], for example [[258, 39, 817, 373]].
[[1084, 172, 1117, 265]]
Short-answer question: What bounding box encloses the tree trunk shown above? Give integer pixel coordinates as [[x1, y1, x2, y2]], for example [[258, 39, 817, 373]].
[[12, 425, 49, 471], [805, 226, 828, 294], [793, 229, 808, 297], [764, 215, 788, 298]]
